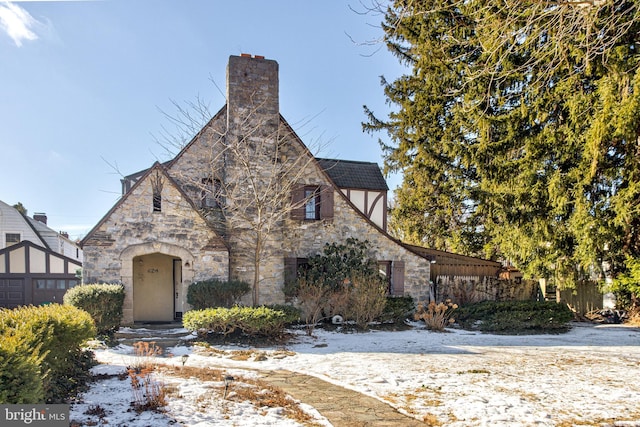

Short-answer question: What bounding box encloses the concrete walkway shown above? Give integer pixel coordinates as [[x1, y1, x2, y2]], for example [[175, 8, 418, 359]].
[[259, 369, 426, 427]]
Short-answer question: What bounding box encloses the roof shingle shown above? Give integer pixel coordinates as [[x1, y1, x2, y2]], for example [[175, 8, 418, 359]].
[[316, 158, 388, 191]]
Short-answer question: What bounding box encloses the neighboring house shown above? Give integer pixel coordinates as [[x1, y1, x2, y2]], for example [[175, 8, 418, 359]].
[[0, 200, 83, 308], [80, 54, 493, 324]]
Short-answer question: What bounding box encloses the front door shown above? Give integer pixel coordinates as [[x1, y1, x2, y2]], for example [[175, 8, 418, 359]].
[[133, 253, 177, 322]]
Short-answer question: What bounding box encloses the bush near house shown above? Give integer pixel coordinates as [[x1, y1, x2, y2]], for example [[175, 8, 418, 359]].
[[187, 279, 251, 309], [381, 296, 415, 323], [183, 306, 289, 338], [415, 300, 458, 332], [0, 304, 96, 403], [454, 300, 574, 334], [0, 333, 45, 403], [64, 283, 125, 336], [291, 238, 388, 330]]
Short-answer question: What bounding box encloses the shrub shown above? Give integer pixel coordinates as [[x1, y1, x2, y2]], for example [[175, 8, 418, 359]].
[[414, 300, 458, 332], [294, 276, 329, 335], [303, 238, 381, 290], [293, 238, 390, 329], [610, 256, 640, 310], [343, 273, 388, 329], [0, 333, 45, 403], [455, 300, 574, 334], [63, 283, 125, 336], [0, 304, 96, 402], [381, 296, 415, 323], [183, 306, 288, 338], [264, 304, 301, 325], [187, 279, 250, 309]]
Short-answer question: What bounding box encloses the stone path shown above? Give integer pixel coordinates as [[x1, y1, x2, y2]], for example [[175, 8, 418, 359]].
[[115, 324, 426, 426], [259, 369, 426, 427]]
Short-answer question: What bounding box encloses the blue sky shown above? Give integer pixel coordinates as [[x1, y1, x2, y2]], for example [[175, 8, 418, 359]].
[[0, 0, 405, 240]]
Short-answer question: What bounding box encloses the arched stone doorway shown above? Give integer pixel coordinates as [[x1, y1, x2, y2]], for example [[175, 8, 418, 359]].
[[120, 243, 195, 324]]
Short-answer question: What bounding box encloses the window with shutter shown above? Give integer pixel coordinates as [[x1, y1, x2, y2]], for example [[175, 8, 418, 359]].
[[291, 184, 334, 221], [304, 187, 320, 220], [378, 261, 392, 294]]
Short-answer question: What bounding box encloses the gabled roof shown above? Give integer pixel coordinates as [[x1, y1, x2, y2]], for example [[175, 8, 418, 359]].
[[316, 158, 389, 191], [0, 239, 82, 267], [80, 162, 228, 250]]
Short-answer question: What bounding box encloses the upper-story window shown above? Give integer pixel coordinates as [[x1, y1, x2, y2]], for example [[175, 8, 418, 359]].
[[150, 170, 163, 213], [5, 233, 20, 247], [153, 190, 162, 212], [304, 187, 320, 220], [291, 184, 334, 221]]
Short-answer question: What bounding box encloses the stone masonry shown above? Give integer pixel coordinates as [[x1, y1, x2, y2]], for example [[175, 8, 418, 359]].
[[81, 54, 432, 323]]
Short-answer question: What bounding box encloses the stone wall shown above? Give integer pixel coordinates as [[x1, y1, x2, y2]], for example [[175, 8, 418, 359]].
[[82, 166, 229, 323], [83, 54, 434, 320]]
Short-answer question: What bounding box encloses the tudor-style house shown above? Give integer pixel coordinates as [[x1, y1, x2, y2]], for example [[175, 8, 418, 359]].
[[81, 54, 439, 324], [0, 200, 83, 308]]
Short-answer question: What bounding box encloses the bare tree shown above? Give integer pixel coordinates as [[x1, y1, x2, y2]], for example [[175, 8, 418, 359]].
[[155, 93, 328, 306]]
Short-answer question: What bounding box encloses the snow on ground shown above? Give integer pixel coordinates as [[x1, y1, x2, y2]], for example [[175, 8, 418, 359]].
[[72, 322, 640, 426]]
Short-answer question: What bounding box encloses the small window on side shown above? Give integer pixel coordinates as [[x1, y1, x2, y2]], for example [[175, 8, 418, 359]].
[[5, 233, 20, 246]]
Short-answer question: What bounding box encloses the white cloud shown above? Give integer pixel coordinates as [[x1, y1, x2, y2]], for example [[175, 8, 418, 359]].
[[0, 1, 39, 47]]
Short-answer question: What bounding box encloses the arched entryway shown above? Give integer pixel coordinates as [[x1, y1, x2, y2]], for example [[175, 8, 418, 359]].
[[120, 243, 195, 324], [132, 253, 180, 322]]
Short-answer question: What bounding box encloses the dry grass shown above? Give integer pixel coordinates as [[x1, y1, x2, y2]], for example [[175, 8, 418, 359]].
[[194, 346, 296, 361], [162, 365, 323, 426], [128, 366, 168, 412], [422, 413, 443, 426]]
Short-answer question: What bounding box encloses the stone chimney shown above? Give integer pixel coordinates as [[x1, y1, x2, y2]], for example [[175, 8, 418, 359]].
[[33, 212, 47, 225], [60, 231, 69, 239], [226, 54, 279, 136]]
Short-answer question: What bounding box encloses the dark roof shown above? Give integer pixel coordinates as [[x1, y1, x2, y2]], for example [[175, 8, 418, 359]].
[[316, 158, 388, 191]]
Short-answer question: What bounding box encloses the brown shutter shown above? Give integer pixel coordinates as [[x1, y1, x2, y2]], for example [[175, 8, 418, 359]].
[[391, 260, 405, 295], [319, 185, 334, 221], [284, 257, 298, 286], [290, 184, 305, 220]]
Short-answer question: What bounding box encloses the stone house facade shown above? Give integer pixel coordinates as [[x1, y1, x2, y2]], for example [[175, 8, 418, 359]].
[[81, 54, 434, 324]]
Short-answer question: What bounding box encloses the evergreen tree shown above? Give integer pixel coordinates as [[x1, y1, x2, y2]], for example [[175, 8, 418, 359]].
[[365, 0, 640, 286]]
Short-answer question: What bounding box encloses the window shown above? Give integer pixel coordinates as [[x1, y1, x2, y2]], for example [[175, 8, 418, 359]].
[[291, 184, 333, 221], [378, 261, 392, 293], [5, 233, 20, 247], [284, 257, 310, 286], [153, 191, 162, 212], [304, 187, 320, 220], [150, 170, 163, 212]]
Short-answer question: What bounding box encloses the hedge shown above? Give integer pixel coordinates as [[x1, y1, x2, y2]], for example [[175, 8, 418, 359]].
[[0, 304, 96, 403], [0, 333, 45, 403], [455, 300, 574, 334], [187, 279, 250, 309], [183, 306, 289, 338], [64, 283, 125, 335]]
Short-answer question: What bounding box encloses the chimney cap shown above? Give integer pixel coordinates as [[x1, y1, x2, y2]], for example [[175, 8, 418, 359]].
[[33, 212, 48, 224], [239, 53, 266, 60]]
